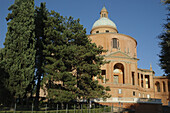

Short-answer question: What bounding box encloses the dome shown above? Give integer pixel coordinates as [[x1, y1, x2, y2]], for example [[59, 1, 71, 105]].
[[92, 17, 117, 29], [90, 6, 118, 34]]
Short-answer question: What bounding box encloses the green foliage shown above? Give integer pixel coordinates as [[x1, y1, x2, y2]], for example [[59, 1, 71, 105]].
[[1, 0, 110, 107], [41, 11, 77, 103], [34, 2, 49, 109], [40, 10, 110, 103], [162, 0, 170, 4], [159, 1, 170, 77], [0, 49, 13, 105], [2, 0, 36, 100]]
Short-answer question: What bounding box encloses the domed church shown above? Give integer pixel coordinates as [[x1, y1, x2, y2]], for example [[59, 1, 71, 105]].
[[89, 6, 170, 107]]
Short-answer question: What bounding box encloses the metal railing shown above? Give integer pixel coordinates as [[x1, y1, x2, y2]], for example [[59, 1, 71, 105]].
[[94, 97, 162, 104]]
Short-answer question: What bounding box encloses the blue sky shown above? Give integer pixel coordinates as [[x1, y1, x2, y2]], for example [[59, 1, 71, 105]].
[[0, 0, 168, 76]]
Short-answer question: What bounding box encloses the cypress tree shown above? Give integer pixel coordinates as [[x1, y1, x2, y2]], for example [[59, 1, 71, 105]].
[[0, 48, 12, 106], [3, 0, 35, 105]]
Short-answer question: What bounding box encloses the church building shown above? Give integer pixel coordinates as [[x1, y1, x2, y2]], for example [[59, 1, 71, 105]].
[[88, 6, 170, 107]]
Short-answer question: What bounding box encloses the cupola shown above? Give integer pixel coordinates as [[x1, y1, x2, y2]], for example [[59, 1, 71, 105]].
[[100, 6, 108, 18]]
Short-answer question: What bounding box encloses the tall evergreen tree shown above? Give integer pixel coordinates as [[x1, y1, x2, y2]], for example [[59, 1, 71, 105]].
[[62, 17, 111, 102], [42, 11, 77, 104], [34, 2, 48, 109], [159, 0, 170, 77], [0, 48, 12, 106], [41, 11, 110, 104], [3, 0, 35, 104]]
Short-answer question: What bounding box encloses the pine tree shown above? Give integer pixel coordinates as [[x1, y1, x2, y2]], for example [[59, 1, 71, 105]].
[[76, 44, 111, 101], [159, 0, 170, 77], [3, 0, 35, 105], [42, 11, 78, 104], [42, 13, 110, 104], [62, 17, 111, 102]]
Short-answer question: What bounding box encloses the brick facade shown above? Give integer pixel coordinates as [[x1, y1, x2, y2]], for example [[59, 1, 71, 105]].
[[88, 6, 170, 106]]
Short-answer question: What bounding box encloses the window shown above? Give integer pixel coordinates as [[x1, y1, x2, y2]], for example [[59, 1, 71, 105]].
[[141, 74, 143, 87], [145, 75, 150, 88], [147, 94, 150, 98], [139, 93, 141, 97], [155, 82, 160, 92], [163, 81, 166, 92], [102, 13, 106, 17], [102, 70, 106, 83], [133, 91, 135, 96], [106, 30, 109, 33], [118, 89, 122, 94], [102, 70, 106, 75], [96, 31, 99, 33], [112, 38, 119, 48], [132, 72, 135, 85], [138, 73, 139, 85]]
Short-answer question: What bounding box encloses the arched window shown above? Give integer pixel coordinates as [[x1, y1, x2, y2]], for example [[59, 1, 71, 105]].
[[145, 75, 150, 88], [112, 38, 119, 49], [163, 81, 166, 92], [139, 93, 141, 97], [113, 63, 124, 84], [155, 82, 160, 92], [147, 94, 150, 98]]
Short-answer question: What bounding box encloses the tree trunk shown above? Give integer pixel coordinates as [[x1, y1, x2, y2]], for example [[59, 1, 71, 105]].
[[10, 97, 16, 111], [35, 73, 41, 110]]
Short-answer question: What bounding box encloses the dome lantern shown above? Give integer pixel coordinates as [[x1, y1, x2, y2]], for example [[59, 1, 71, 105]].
[[100, 6, 108, 18]]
